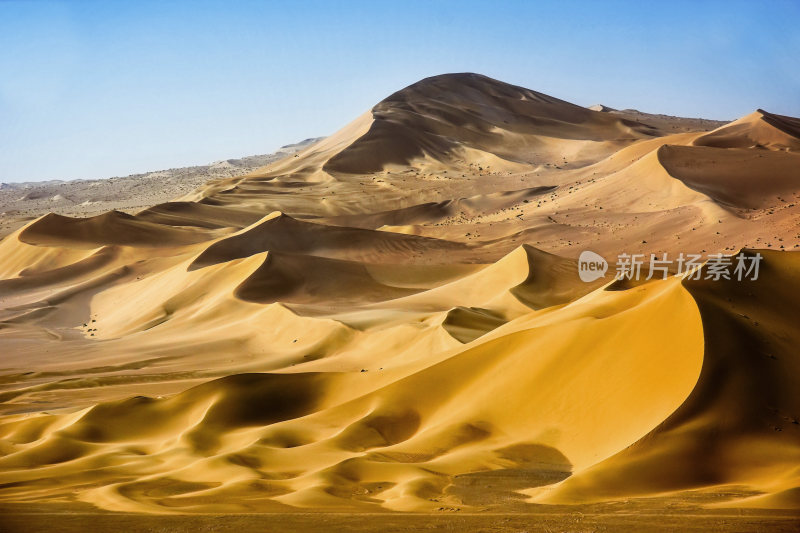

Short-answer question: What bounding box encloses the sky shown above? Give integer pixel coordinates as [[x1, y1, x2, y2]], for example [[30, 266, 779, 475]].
[[1, 0, 799, 183]]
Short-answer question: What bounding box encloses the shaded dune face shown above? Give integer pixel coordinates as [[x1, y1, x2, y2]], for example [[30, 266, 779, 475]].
[[1, 73, 800, 514], [692, 110, 800, 151], [189, 212, 471, 269], [532, 251, 800, 509], [657, 145, 800, 210], [67, 373, 327, 447], [233, 252, 421, 305]]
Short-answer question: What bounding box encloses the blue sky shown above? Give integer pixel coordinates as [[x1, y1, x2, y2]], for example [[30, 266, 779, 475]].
[[1, 0, 799, 182]]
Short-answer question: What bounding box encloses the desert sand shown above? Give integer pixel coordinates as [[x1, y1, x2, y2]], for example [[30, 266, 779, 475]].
[[0, 73, 798, 531]]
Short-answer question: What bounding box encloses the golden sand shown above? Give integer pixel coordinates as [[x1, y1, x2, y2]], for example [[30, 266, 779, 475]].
[[0, 74, 798, 519]]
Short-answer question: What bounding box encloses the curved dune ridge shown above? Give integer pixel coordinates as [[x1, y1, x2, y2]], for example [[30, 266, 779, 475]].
[[693, 109, 800, 151], [19, 211, 217, 249], [1, 73, 799, 515], [189, 211, 473, 269]]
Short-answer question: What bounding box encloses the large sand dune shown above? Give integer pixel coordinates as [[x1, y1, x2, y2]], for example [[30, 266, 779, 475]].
[[0, 73, 799, 525]]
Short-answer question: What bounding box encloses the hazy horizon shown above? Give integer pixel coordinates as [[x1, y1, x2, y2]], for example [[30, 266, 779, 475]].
[[2, 0, 799, 182]]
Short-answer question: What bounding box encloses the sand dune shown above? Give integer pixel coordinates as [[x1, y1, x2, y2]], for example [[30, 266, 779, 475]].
[[0, 262, 707, 512], [658, 145, 800, 209], [319, 186, 557, 230], [322, 73, 654, 175], [19, 211, 216, 249], [533, 250, 800, 505], [190, 211, 472, 268], [234, 251, 422, 305], [1, 73, 799, 523], [693, 109, 800, 151]]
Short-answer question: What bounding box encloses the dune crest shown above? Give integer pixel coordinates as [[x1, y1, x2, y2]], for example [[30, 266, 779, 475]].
[[693, 109, 800, 151]]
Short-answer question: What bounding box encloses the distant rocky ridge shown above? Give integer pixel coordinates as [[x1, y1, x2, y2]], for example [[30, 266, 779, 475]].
[[588, 104, 728, 132], [0, 138, 323, 237]]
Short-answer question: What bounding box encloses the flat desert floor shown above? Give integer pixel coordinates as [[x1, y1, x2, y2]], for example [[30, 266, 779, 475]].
[[1, 504, 799, 533], [1, 73, 799, 531]]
